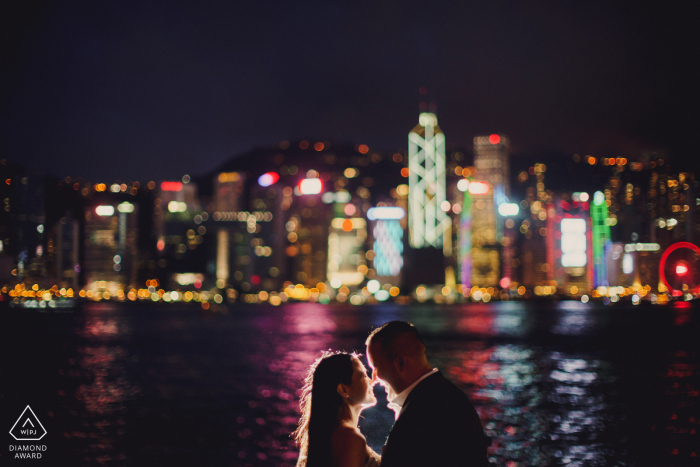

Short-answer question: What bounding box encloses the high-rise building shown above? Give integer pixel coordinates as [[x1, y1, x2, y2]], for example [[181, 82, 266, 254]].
[[591, 191, 611, 287], [51, 215, 80, 290], [214, 172, 245, 212], [408, 113, 447, 249], [471, 135, 510, 287], [293, 175, 333, 287], [84, 201, 139, 293], [212, 172, 245, 288], [552, 197, 591, 292], [368, 206, 405, 283], [327, 217, 367, 287]]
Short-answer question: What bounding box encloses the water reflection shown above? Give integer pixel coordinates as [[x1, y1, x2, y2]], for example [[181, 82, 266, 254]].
[[242, 304, 350, 465], [545, 352, 613, 466], [552, 302, 595, 336], [438, 344, 622, 466], [245, 303, 633, 466], [64, 303, 137, 465], [17, 300, 696, 466]]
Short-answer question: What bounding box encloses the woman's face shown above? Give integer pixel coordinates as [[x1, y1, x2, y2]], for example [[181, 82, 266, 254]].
[[346, 357, 377, 407]]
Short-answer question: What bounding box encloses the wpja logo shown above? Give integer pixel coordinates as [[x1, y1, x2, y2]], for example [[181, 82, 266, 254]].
[[8, 406, 47, 460]]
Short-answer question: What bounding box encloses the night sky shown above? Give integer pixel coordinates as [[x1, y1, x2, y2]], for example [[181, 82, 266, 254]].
[[2, 1, 698, 182]]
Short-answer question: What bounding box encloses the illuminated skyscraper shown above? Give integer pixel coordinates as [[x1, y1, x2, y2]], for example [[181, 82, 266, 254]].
[[215, 172, 245, 212], [552, 196, 591, 292], [471, 134, 510, 287], [210, 171, 279, 291], [327, 217, 367, 287], [591, 191, 611, 287], [52, 215, 80, 290], [408, 113, 447, 248], [459, 181, 473, 287], [84, 201, 139, 292], [213, 172, 243, 288], [368, 206, 405, 281]]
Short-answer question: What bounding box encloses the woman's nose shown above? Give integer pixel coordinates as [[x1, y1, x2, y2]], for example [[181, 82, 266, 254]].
[[372, 369, 378, 381]]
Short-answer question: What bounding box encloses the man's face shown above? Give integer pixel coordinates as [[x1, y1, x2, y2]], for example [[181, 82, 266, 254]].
[[367, 341, 398, 398]]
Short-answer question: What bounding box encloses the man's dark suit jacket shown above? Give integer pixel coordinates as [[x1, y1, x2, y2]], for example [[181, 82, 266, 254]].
[[380, 371, 489, 467]]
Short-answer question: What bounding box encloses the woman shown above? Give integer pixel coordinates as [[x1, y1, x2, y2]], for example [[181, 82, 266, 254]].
[[293, 351, 381, 467]]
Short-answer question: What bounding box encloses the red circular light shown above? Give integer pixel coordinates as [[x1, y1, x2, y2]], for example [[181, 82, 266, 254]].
[[659, 242, 700, 295], [489, 134, 500, 144]]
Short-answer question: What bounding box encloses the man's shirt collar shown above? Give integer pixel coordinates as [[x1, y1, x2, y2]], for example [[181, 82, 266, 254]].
[[387, 368, 438, 419]]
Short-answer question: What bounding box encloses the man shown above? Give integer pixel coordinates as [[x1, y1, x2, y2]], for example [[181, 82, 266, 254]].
[[366, 321, 489, 467]]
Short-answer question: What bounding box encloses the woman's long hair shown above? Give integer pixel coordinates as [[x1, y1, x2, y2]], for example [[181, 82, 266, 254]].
[[293, 351, 358, 467]]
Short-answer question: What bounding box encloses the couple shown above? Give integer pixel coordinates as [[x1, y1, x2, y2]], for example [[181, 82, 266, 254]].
[[293, 321, 489, 467]]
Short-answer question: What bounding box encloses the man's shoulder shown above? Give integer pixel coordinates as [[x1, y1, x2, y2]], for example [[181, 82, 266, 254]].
[[411, 371, 470, 403]]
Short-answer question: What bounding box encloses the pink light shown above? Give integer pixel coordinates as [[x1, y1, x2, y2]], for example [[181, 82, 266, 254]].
[[489, 134, 501, 144], [468, 181, 489, 195], [499, 277, 511, 288], [161, 181, 183, 191], [676, 263, 689, 276], [258, 172, 279, 187], [299, 178, 323, 195]]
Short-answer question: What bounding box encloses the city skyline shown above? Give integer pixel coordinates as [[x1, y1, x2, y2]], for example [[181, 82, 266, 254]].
[[2, 112, 698, 307]]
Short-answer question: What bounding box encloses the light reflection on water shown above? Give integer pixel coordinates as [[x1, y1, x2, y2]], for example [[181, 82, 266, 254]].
[[248, 302, 696, 467], [63, 303, 139, 465], [4, 300, 698, 466]]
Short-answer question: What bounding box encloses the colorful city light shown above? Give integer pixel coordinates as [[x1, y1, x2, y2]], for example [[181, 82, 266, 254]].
[[622, 253, 634, 274], [367, 206, 405, 221], [298, 178, 323, 195], [161, 181, 183, 191], [117, 202, 134, 213], [168, 201, 187, 212], [497, 203, 519, 216], [373, 219, 404, 277], [489, 134, 500, 144], [323, 191, 352, 203], [561, 218, 587, 267], [95, 205, 114, 216], [218, 172, 240, 183], [659, 242, 700, 296], [468, 181, 489, 195], [409, 112, 447, 248], [257, 172, 279, 187], [593, 191, 605, 206], [457, 179, 470, 192]]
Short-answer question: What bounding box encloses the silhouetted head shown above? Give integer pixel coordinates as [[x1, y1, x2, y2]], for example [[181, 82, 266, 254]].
[[293, 351, 375, 467], [366, 321, 432, 396]]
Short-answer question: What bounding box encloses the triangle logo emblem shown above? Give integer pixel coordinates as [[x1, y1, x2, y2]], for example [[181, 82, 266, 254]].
[[9, 406, 47, 441]]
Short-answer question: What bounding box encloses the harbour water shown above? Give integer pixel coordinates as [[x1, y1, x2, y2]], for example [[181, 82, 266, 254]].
[[1, 301, 698, 466]]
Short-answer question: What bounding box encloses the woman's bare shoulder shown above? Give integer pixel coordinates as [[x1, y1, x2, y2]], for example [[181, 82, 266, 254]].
[[332, 424, 367, 459], [332, 424, 366, 445]]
